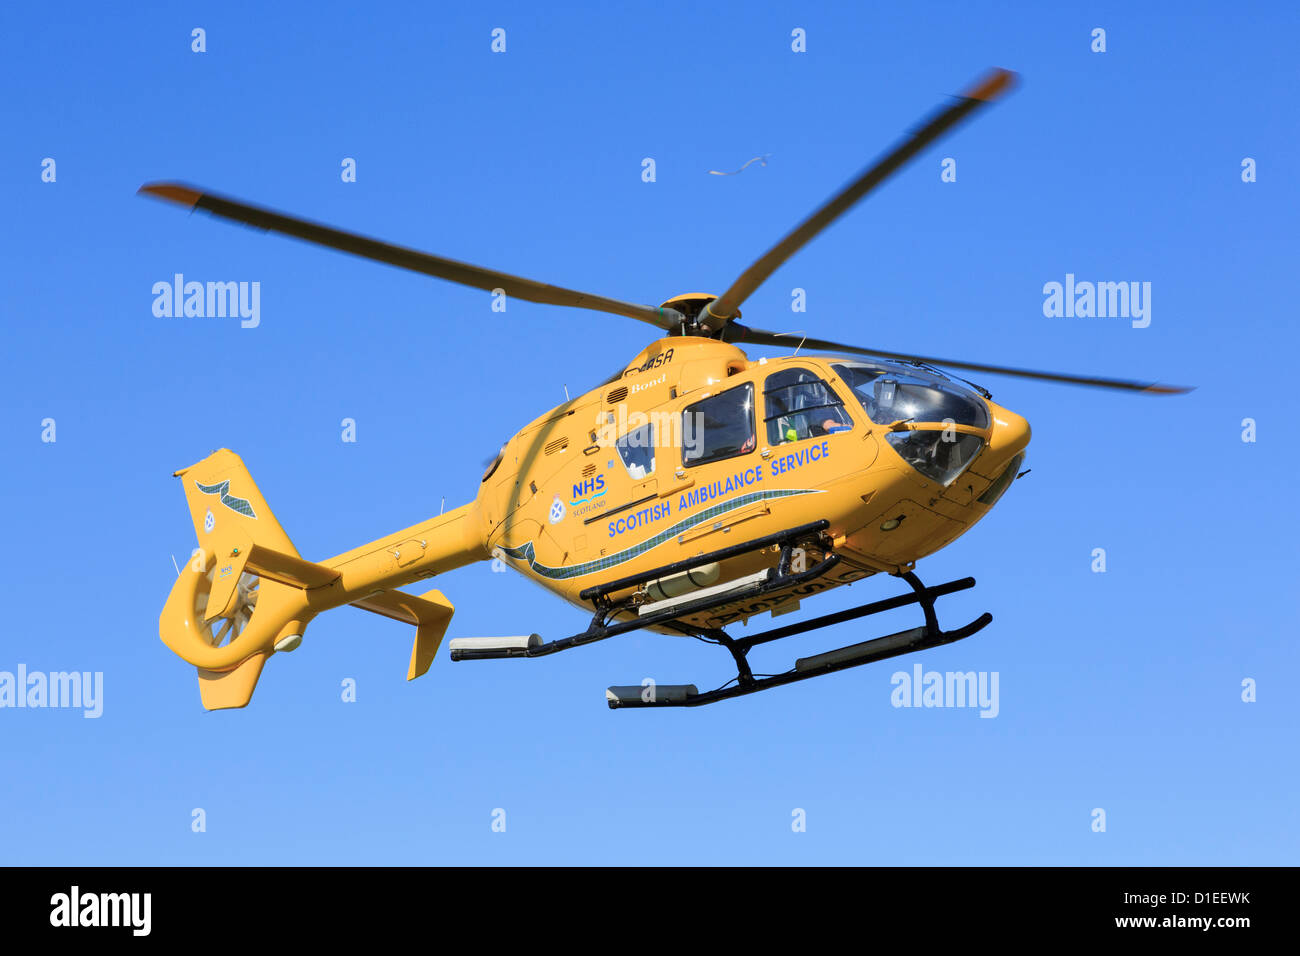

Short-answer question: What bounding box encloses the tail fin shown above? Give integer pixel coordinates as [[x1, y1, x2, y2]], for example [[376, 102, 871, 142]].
[[178, 449, 298, 560], [160, 449, 456, 710]]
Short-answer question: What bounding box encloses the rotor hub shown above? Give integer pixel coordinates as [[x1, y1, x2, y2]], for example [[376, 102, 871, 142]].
[[658, 293, 738, 334]]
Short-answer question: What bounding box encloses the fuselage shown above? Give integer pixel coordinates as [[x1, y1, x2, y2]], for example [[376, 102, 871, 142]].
[[156, 335, 1032, 692], [475, 336, 1031, 630]]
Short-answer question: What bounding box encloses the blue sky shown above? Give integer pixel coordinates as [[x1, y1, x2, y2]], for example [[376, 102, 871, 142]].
[[1, 0, 1296, 865]]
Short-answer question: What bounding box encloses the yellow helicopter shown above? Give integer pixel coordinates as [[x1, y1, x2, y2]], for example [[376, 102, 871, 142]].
[[145, 68, 1188, 711]]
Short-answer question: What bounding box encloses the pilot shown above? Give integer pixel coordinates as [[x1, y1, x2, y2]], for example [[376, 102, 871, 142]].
[[815, 417, 851, 436], [780, 416, 851, 443]]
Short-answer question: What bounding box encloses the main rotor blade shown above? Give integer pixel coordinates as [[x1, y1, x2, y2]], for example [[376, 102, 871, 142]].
[[725, 324, 1192, 395], [700, 68, 1017, 332], [138, 183, 683, 331]]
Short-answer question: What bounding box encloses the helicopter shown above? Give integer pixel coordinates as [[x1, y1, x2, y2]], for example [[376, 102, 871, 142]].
[[146, 67, 1188, 711]]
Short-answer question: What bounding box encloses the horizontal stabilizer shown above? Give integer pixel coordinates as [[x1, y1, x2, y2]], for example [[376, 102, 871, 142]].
[[204, 533, 340, 622], [244, 539, 341, 590], [351, 588, 456, 680]]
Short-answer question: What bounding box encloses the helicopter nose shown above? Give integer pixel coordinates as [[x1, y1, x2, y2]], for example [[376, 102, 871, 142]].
[[975, 405, 1031, 480]]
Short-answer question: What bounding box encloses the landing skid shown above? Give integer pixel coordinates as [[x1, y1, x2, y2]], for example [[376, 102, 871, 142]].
[[611, 571, 991, 708], [449, 520, 992, 709]]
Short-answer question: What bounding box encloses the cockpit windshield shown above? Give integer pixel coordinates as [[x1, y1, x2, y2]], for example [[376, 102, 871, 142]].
[[831, 362, 989, 429]]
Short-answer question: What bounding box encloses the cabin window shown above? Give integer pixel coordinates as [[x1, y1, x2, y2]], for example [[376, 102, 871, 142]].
[[763, 367, 853, 446], [616, 424, 656, 479], [682, 383, 756, 467]]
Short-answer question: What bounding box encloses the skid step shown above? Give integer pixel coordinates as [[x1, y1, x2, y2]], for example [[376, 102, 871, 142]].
[[448, 634, 541, 660], [794, 627, 928, 671], [605, 684, 699, 705]]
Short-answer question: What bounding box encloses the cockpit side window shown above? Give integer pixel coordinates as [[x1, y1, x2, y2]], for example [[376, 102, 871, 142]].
[[616, 423, 655, 479], [763, 367, 853, 446], [682, 383, 756, 467]]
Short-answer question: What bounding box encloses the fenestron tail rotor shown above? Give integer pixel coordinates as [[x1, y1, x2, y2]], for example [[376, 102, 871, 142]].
[[194, 566, 260, 648]]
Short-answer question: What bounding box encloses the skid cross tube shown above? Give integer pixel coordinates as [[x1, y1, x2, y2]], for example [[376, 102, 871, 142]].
[[733, 574, 977, 652], [449, 520, 834, 662], [607, 570, 993, 709]]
